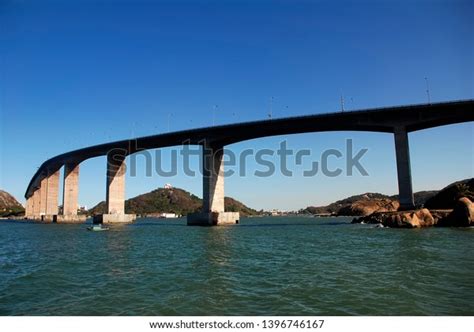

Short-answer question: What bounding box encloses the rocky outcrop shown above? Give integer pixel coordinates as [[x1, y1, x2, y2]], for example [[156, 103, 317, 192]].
[[384, 209, 435, 228], [302, 193, 399, 216], [302, 189, 440, 217], [437, 197, 474, 227], [430, 210, 452, 223], [338, 198, 399, 216], [303, 179, 473, 217], [424, 178, 474, 209], [352, 197, 473, 228], [353, 208, 435, 228], [349, 179, 474, 228]]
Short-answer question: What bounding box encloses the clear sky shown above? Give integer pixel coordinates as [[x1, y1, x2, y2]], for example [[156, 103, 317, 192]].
[[1, 0, 473, 211]]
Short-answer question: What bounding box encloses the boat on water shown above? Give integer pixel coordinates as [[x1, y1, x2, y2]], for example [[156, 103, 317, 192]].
[[87, 225, 109, 231]]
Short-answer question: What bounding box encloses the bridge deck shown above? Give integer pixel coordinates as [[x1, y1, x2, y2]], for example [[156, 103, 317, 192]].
[[24, 99, 474, 198]]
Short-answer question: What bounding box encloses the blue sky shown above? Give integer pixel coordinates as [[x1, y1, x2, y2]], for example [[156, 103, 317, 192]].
[[1, 0, 473, 210]]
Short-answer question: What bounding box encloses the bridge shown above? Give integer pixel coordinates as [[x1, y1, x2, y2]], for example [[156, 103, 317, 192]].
[[24, 99, 474, 225]]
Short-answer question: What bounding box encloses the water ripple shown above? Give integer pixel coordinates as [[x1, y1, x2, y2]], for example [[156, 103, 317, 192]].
[[0, 217, 473, 315]]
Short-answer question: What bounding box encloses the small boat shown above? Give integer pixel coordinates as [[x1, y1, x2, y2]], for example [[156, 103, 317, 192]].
[[87, 225, 109, 231]]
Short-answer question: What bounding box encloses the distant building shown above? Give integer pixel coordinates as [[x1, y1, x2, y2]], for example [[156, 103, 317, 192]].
[[269, 209, 290, 216], [159, 213, 178, 218], [164, 183, 173, 189]]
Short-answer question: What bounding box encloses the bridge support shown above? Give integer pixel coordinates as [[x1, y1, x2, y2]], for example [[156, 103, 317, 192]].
[[394, 127, 415, 210], [32, 188, 41, 218], [25, 197, 32, 219], [25, 195, 36, 219], [40, 169, 61, 222], [57, 162, 86, 223], [38, 177, 48, 219], [93, 151, 135, 224], [187, 143, 240, 226]]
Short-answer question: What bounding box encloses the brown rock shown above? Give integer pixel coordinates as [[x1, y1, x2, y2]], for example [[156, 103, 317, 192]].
[[414, 208, 436, 227], [425, 179, 474, 209], [339, 199, 399, 216], [430, 210, 452, 222], [361, 209, 435, 228], [442, 197, 474, 227]]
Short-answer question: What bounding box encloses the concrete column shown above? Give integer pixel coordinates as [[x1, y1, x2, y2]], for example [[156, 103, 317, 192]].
[[394, 127, 415, 210], [32, 189, 41, 217], [39, 177, 47, 216], [28, 198, 34, 217], [92, 151, 135, 224], [202, 143, 225, 213], [45, 170, 60, 215], [25, 197, 32, 218], [106, 152, 126, 214], [56, 162, 86, 223], [63, 162, 79, 215], [187, 143, 239, 226]]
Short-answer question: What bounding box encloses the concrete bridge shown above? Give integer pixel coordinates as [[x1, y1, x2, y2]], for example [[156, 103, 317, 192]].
[[24, 100, 474, 225]]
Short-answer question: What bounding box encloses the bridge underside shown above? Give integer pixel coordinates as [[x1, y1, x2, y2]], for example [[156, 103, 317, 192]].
[[23, 100, 473, 224]]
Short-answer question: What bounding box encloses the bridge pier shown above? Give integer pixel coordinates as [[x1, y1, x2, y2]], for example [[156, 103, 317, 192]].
[[31, 188, 41, 219], [25, 197, 32, 219], [41, 169, 60, 222], [187, 143, 240, 226], [26, 170, 62, 222], [93, 151, 135, 224], [394, 127, 415, 210], [38, 177, 48, 220], [57, 162, 86, 223], [25, 194, 36, 219]]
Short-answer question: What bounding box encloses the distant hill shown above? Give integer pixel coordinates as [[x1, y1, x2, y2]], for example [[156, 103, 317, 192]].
[[390, 190, 439, 207], [89, 187, 259, 217], [0, 190, 24, 217], [224, 197, 260, 216], [414, 191, 440, 206], [303, 193, 400, 216], [301, 189, 441, 216]]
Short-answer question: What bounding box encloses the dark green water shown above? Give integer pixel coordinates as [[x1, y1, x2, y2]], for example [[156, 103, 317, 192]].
[[0, 217, 473, 315]]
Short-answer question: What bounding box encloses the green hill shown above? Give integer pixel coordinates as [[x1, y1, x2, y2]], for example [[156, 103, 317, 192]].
[[224, 197, 259, 216], [89, 187, 259, 217]]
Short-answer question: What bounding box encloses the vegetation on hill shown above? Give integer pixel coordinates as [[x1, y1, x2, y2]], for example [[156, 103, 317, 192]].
[[89, 187, 259, 217], [0, 190, 24, 217], [224, 197, 259, 216]]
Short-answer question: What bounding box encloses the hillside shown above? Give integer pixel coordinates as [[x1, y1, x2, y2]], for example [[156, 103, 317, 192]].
[[389, 191, 439, 207], [301, 188, 441, 216], [0, 190, 24, 217], [424, 178, 474, 209], [302, 192, 393, 216], [224, 197, 260, 216], [89, 187, 259, 217]]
